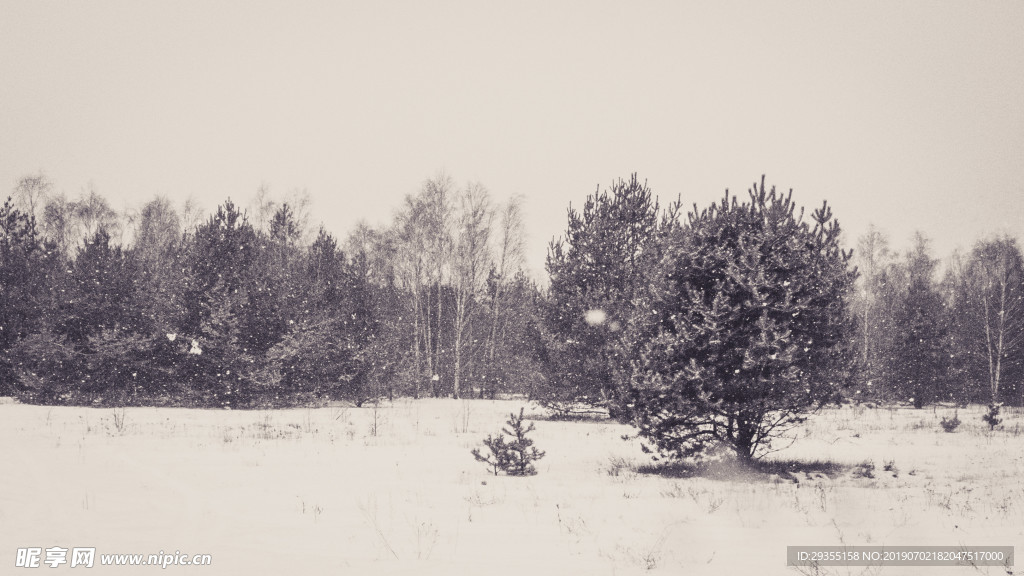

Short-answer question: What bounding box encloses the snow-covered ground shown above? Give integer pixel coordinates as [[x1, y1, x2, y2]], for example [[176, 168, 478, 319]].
[[2, 397, 1022, 575]]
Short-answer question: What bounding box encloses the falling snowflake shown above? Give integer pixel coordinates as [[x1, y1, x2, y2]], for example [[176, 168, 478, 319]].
[[167, 333, 177, 342], [584, 309, 607, 326]]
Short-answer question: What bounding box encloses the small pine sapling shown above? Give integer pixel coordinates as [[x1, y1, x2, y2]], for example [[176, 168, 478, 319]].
[[471, 408, 546, 476], [472, 434, 512, 476], [983, 402, 1003, 430], [940, 411, 961, 433]]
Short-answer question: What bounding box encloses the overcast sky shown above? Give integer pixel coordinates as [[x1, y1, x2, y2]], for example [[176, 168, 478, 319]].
[[2, 1, 1022, 275]]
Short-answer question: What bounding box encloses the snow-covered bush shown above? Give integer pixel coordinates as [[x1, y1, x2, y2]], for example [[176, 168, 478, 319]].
[[940, 412, 961, 433], [852, 460, 875, 479]]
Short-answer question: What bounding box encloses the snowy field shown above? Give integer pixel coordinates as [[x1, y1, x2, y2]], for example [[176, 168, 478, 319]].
[[2, 397, 1022, 575]]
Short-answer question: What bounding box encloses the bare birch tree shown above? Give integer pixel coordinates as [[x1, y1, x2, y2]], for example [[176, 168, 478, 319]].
[[41, 192, 76, 257], [73, 184, 119, 245], [13, 171, 52, 224], [484, 195, 526, 396], [853, 224, 894, 392], [180, 197, 205, 236], [133, 196, 182, 269], [132, 196, 185, 330], [250, 182, 277, 235], [394, 194, 430, 397], [965, 235, 1024, 403], [451, 182, 493, 398], [422, 173, 454, 395]]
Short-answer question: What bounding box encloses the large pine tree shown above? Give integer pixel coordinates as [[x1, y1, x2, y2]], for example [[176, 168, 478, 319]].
[[180, 200, 268, 408], [0, 198, 52, 394], [884, 235, 952, 407], [627, 178, 856, 462], [542, 175, 675, 415], [10, 228, 153, 404], [266, 227, 366, 403]]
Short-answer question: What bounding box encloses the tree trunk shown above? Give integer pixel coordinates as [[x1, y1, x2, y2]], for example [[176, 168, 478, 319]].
[[486, 279, 504, 399], [412, 290, 421, 399], [435, 283, 443, 397], [995, 275, 1007, 402], [424, 283, 433, 394], [734, 418, 756, 462], [983, 293, 997, 401], [453, 320, 462, 399]]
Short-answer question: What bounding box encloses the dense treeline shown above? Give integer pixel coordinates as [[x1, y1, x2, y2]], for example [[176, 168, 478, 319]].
[[0, 173, 545, 407], [1, 171, 1021, 411], [853, 228, 1024, 406]]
